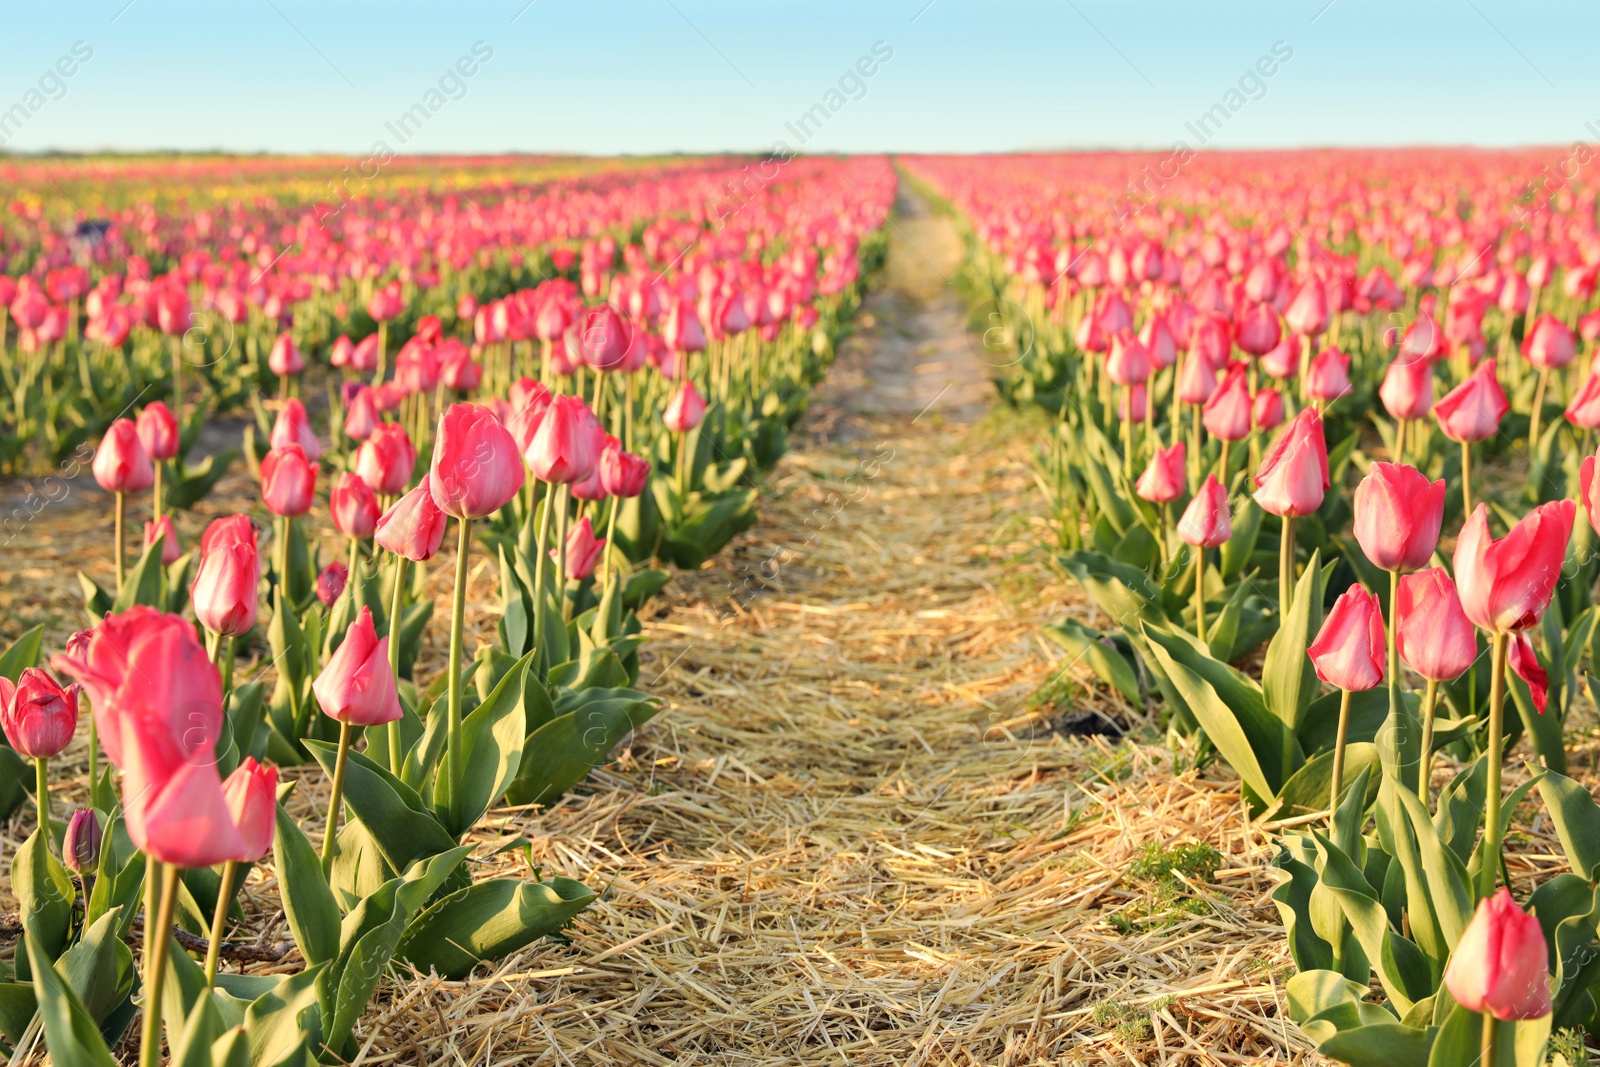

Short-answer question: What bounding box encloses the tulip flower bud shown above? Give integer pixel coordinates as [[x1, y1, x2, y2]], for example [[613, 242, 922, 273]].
[[1396, 569, 1477, 682], [599, 446, 650, 498], [1202, 364, 1252, 442], [93, 418, 155, 494], [261, 444, 317, 517], [1305, 348, 1351, 403], [1283, 279, 1329, 337], [664, 382, 707, 433], [62, 808, 102, 873], [1252, 388, 1285, 432], [1253, 407, 1329, 518], [555, 516, 606, 581], [1522, 313, 1575, 370], [429, 403, 525, 519], [1234, 302, 1282, 356], [313, 606, 401, 725], [268, 332, 305, 376], [343, 387, 381, 442], [1117, 382, 1148, 423], [1509, 632, 1549, 713], [1178, 475, 1231, 548], [1353, 462, 1445, 573], [329, 335, 354, 368], [1176, 353, 1218, 406], [220, 757, 278, 863], [143, 516, 183, 565], [1443, 888, 1552, 1021], [375, 476, 449, 562], [192, 515, 261, 637], [1379, 354, 1434, 422], [317, 561, 349, 606], [1308, 585, 1385, 692], [1581, 454, 1600, 538], [1453, 500, 1575, 633], [1434, 359, 1509, 442], [356, 423, 417, 496], [136, 401, 181, 462], [330, 472, 380, 539], [526, 394, 604, 484], [2, 668, 79, 758], [1134, 444, 1185, 504], [1566, 374, 1600, 430], [1105, 331, 1152, 386], [270, 398, 324, 461]]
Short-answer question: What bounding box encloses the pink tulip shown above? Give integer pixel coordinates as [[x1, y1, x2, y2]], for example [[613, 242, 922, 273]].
[[1202, 363, 1252, 441], [191, 516, 260, 638], [1252, 388, 1285, 432], [1176, 353, 1218, 405], [270, 398, 324, 461], [429, 403, 524, 519], [313, 606, 401, 725], [1105, 331, 1152, 386], [1435, 359, 1509, 442], [1353, 462, 1445, 573], [260, 444, 317, 517], [220, 757, 278, 863], [526, 394, 604, 483], [331, 472, 380, 539], [1253, 407, 1329, 518], [53, 608, 245, 867], [317, 561, 349, 606], [1284, 278, 1329, 337], [143, 516, 183, 564], [93, 419, 155, 494], [1118, 383, 1148, 422], [136, 401, 181, 462], [355, 423, 417, 496], [1443, 889, 1552, 1021], [1453, 500, 1576, 632], [268, 332, 304, 376], [375, 476, 449, 562], [555, 516, 606, 581], [343, 387, 381, 441], [1581, 453, 1600, 537], [1177, 474, 1231, 547], [664, 381, 707, 432], [1522, 313, 1575, 370], [2, 668, 78, 759], [1235, 302, 1282, 356], [1305, 347, 1351, 403], [1135, 443, 1185, 504], [1396, 568, 1477, 682], [599, 446, 651, 498], [1308, 585, 1385, 692], [1379, 354, 1434, 421], [1566, 374, 1600, 429]]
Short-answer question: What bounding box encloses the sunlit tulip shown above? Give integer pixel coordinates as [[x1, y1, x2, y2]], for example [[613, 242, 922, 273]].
[[143, 516, 182, 564], [2, 668, 78, 759], [62, 808, 102, 874], [1379, 354, 1433, 421], [317, 561, 349, 606], [555, 516, 606, 581], [1178, 475, 1231, 548], [1305, 347, 1351, 404], [1454, 500, 1575, 634], [268, 332, 304, 376], [375, 476, 449, 562], [192, 516, 260, 638], [260, 444, 317, 517], [136, 401, 181, 462], [331, 472, 380, 539], [220, 757, 277, 864], [1435, 359, 1508, 442], [1396, 568, 1477, 683], [1353, 463, 1444, 573], [1443, 889, 1552, 1022], [429, 403, 524, 519], [664, 381, 708, 432], [1135, 443, 1185, 504], [356, 422, 417, 496], [1252, 388, 1284, 432], [1254, 407, 1328, 518], [1309, 585, 1385, 692], [270, 398, 324, 461], [313, 606, 400, 726], [93, 418, 154, 494]]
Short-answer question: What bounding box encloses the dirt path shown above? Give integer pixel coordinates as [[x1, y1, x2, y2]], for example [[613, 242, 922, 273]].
[[385, 186, 1308, 1065]]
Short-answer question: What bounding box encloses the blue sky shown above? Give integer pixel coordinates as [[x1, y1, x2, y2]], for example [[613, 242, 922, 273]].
[[0, 0, 1593, 155]]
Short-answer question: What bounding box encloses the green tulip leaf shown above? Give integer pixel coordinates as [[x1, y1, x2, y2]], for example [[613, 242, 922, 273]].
[[395, 876, 596, 980]]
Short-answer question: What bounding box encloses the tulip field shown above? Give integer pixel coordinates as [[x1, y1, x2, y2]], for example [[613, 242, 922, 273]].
[[5, 141, 1600, 1066]]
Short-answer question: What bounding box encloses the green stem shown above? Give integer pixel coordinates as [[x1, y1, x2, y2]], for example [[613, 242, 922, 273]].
[[34, 757, 49, 843], [1329, 688, 1353, 821], [1480, 631, 1510, 900], [278, 515, 291, 601], [445, 518, 472, 831], [1461, 440, 1473, 515], [1530, 367, 1549, 458], [603, 495, 621, 586], [1387, 570, 1400, 693], [152, 462, 163, 523], [1481, 1013, 1496, 1067], [1279, 515, 1296, 613], [138, 864, 181, 1067], [204, 860, 237, 986], [321, 720, 354, 877], [114, 492, 126, 592], [386, 555, 409, 776], [531, 489, 554, 670], [1192, 546, 1206, 643], [1418, 678, 1441, 806], [553, 484, 570, 622]]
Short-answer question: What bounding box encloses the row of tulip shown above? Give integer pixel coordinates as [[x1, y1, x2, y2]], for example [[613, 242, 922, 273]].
[[909, 150, 1600, 1065], [1, 154, 893, 1064]]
